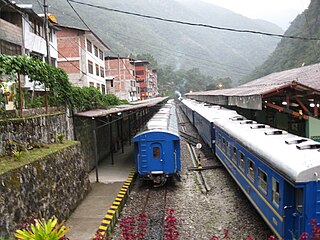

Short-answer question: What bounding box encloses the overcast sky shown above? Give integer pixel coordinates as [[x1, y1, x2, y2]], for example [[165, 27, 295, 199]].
[[202, 0, 311, 29]]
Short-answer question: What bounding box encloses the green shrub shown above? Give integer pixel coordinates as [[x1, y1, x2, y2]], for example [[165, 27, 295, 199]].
[[57, 133, 65, 143], [70, 87, 121, 111], [15, 217, 70, 240]]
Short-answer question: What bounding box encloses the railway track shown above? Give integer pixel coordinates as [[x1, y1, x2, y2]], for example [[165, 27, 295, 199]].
[[179, 131, 200, 146], [142, 186, 168, 240], [186, 143, 210, 194], [177, 104, 210, 194]]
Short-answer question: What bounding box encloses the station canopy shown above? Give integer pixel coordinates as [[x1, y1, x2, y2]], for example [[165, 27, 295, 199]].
[[186, 63, 320, 120]]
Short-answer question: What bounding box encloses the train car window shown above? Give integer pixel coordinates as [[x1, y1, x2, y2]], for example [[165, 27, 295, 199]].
[[226, 142, 231, 156], [222, 138, 227, 152], [239, 152, 245, 172], [232, 146, 237, 163], [217, 135, 220, 147], [295, 188, 304, 213], [248, 159, 255, 181], [272, 178, 280, 207], [153, 147, 160, 159], [258, 168, 268, 195]]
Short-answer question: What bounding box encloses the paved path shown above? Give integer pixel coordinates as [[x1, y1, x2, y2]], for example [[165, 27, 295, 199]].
[[66, 144, 135, 240]]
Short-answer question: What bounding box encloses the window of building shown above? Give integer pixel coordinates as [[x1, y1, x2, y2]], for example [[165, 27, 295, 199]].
[[94, 46, 98, 57], [101, 84, 106, 94], [96, 83, 100, 90], [136, 70, 145, 75], [111, 80, 114, 87], [89, 82, 94, 87], [99, 50, 103, 60], [100, 67, 105, 78], [0, 40, 21, 56], [153, 147, 160, 158], [239, 152, 245, 171], [232, 146, 237, 163], [88, 60, 93, 74], [272, 178, 280, 207], [49, 29, 53, 42], [87, 40, 92, 52], [95, 64, 99, 76], [248, 159, 255, 181], [258, 168, 268, 195]]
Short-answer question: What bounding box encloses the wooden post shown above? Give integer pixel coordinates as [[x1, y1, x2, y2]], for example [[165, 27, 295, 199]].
[[18, 72, 23, 116]]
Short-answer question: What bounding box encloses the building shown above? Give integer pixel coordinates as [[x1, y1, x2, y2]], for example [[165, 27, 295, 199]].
[[57, 25, 110, 93], [134, 60, 159, 100], [0, 1, 23, 56], [186, 63, 320, 141], [147, 69, 159, 98], [0, 1, 59, 109], [105, 56, 138, 101]]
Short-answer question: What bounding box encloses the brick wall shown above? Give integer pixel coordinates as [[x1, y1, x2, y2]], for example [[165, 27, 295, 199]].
[[58, 60, 80, 74]]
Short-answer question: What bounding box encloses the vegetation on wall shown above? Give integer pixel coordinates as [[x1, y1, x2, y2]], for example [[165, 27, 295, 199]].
[[0, 54, 121, 114]]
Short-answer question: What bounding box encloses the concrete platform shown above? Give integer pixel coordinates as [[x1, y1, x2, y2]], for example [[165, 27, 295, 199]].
[[66, 143, 135, 240]]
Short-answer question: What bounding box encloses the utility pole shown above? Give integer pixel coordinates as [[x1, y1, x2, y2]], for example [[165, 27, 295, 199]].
[[43, 0, 50, 113], [43, 0, 51, 66], [118, 54, 121, 98]]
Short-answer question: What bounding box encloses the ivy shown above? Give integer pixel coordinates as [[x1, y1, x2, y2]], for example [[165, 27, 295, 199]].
[[0, 54, 122, 113]]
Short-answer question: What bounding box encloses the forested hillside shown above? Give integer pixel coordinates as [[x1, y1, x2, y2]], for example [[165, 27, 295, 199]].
[[244, 0, 320, 82], [18, 0, 283, 85]]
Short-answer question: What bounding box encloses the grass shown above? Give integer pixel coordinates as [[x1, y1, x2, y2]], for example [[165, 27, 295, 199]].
[[0, 141, 78, 175]]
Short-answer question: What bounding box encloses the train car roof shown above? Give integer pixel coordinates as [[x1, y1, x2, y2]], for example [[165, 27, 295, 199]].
[[133, 100, 179, 138], [132, 129, 180, 141], [195, 104, 241, 123], [181, 98, 241, 122], [215, 118, 320, 183]]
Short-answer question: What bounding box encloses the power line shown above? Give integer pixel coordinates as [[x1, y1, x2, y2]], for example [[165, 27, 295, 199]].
[[105, 28, 253, 74], [68, 0, 320, 41], [54, 1, 266, 78], [0, 0, 88, 77]]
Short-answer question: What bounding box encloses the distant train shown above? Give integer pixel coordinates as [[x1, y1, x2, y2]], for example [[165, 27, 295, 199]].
[[132, 100, 181, 185], [180, 98, 320, 240]]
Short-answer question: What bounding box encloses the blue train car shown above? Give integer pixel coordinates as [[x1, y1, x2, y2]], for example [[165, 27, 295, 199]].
[[214, 117, 320, 239], [180, 98, 242, 149], [193, 104, 241, 149], [180, 98, 197, 125], [132, 100, 181, 185]]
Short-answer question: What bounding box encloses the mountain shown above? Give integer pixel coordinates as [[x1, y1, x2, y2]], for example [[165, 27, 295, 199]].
[[17, 0, 283, 84], [244, 0, 320, 83]]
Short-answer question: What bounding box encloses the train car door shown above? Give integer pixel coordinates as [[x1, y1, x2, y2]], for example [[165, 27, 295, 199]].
[[293, 188, 304, 238], [151, 143, 164, 172]]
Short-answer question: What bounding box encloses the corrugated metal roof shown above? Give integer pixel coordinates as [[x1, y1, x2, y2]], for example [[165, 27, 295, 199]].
[[75, 97, 168, 118], [188, 63, 320, 97]]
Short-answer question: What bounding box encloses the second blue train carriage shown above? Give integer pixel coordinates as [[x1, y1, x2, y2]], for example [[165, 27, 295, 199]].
[[132, 100, 181, 185]]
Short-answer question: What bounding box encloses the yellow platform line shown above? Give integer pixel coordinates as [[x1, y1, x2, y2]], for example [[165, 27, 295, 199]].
[[95, 167, 136, 238]]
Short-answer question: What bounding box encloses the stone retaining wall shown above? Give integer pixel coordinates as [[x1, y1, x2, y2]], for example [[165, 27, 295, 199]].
[[0, 111, 74, 156], [0, 142, 90, 238]]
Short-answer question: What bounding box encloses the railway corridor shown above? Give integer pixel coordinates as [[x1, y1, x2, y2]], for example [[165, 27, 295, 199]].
[[110, 102, 272, 239]]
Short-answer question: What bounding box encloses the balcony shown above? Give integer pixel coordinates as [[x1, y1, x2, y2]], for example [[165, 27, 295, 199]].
[[0, 18, 23, 47]]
